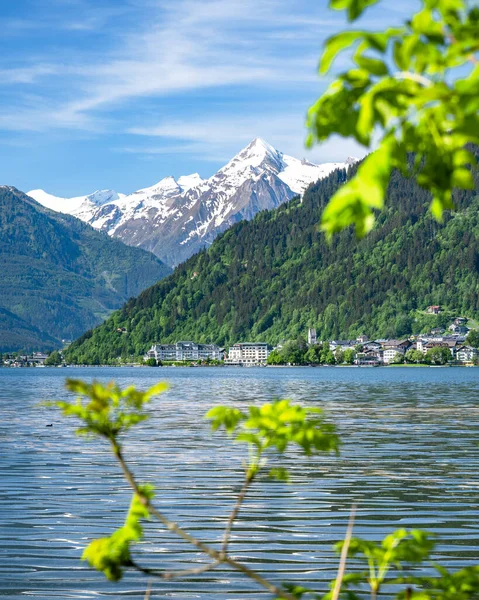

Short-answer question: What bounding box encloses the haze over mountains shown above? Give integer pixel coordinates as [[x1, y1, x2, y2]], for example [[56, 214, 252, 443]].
[[29, 138, 357, 266]]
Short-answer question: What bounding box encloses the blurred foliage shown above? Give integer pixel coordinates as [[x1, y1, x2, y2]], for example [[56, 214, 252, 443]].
[[307, 0, 479, 238], [47, 378, 169, 442], [207, 399, 340, 479], [82, 484, 154, 581]]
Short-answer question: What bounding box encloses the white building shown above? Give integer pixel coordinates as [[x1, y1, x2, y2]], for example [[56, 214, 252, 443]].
[[382, 340, 411, 364], [455, 345, 478, 363], [308, 328, 317, 345], [225, 343, 271, 365], [145, 342, 223, 362]]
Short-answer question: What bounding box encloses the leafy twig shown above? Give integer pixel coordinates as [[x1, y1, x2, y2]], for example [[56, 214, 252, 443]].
[[112, 443, 298, 600]]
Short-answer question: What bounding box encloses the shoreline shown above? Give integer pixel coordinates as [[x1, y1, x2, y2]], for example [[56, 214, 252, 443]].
[[2, 363, 476, 369]]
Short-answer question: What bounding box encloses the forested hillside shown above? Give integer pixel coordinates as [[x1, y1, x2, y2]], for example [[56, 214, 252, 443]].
[[65, 160, 479, 364], [0, 186, 171, 351]]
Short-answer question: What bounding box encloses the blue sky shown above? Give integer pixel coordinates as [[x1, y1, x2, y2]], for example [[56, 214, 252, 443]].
[[0, 0, 415, 196]]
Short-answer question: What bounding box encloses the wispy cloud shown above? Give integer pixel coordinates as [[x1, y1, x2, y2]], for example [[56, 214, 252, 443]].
[[0, 0, 342, 133], [0, 0, 413, 193], [126, 112, 367, 165]]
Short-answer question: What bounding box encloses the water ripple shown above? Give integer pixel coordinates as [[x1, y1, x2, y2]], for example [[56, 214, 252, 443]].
[[1, 367, 478, 599]]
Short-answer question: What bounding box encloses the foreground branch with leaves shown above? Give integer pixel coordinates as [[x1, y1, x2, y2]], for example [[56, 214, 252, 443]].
[[307, 0, 479, 238], [47, 378, 479, 600]]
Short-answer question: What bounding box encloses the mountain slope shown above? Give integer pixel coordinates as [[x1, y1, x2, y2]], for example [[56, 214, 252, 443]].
[[0, 186, 171, 351], [29, 139, 354, 267], [0, 306, 58, 352], [64, 158, 479, 364]]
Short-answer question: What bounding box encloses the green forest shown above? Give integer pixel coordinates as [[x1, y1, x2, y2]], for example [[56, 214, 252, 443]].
[[0, 187, 171, 351], [65, 156, 479, 364]]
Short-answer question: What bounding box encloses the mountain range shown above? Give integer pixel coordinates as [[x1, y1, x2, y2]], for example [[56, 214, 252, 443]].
[[28, 138, 356, 266], [0, 186, 170, 352], [64, 154, 479, 365]]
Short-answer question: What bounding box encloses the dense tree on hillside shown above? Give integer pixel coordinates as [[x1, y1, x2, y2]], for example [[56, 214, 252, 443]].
[[65, 154, 479, 365], [0, 187, 170, 351], [466, 330, 479, 348], [45, 350, 62, 366], [426, 346, 451, 365]]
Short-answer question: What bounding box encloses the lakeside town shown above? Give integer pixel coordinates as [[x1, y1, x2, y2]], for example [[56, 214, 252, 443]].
[[3, 307, 479, 368]]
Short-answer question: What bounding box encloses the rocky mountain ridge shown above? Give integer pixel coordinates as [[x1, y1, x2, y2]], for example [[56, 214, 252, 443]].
[[28, 139, 357, 266]]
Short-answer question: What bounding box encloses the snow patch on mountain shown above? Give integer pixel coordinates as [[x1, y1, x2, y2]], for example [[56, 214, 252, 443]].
[[28, 139, 357, 266], [28, 188, 124, 222]]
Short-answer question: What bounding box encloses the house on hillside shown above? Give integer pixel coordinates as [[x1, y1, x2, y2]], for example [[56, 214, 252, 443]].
[[423, 339, 458, 357], [448, 323, 469, 335], [355, 350, 382, 365], [427, 305, 442, 314], [307, 328, 317, 346], [30, 352, 48, 365], [364, 341, 382, 352], [330, 340, 357, 355]]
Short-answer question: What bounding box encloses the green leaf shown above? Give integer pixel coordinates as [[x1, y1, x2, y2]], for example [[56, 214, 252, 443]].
[[321, 140, 395, 238], [355, 55, 389, 75], [207, 400, 340, 476], [320, 31, 362, 74], [82, 485, 154, 582], [329, 0, 381, 22], [47, 379, 169, 442]]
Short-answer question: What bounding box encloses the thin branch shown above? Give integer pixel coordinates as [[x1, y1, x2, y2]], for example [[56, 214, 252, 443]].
[[130, 558, 220, 580], [394, 71, 433, 87], [112, 443, 298, 600], [144, 579, 153, 600], [163, 561, 221, 581], [223, 554, 295, 598], [221, 473, 253, 557], [331, 504, 357, 600]]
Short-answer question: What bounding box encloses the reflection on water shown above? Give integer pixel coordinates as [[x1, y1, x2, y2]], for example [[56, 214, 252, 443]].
[[1, 367, 479, 599]]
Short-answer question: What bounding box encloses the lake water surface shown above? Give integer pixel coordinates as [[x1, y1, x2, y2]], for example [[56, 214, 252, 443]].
[[1, 366, 479, 599]]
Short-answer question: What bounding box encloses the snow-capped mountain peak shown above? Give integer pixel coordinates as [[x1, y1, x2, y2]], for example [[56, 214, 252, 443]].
[[177, 173, 204, 192], [345, 156, 360, 165], [240, 137, 280, 164], [27, 188, 123, 222], [28, 138, 356, 266], [135, 176, 181, 197], [84, 190, 123, 205]]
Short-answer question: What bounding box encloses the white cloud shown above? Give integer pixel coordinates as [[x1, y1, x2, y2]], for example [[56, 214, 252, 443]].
[[0, 0, 417, 146], [0, 0, 342, 132]]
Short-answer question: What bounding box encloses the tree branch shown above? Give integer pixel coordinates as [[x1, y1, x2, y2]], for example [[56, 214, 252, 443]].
[[144, 579, 152, 600], [331, 504, 357, 600], [221, 472, 253, 557], [112, 443, 298, 600], [130, 558, 221, 580], [394, 71, 433, 87]]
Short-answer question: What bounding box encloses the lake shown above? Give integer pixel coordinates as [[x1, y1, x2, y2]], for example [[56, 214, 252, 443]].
[[1, 366, 479, 599]]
